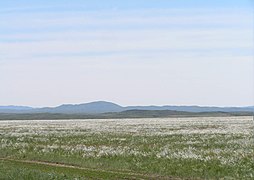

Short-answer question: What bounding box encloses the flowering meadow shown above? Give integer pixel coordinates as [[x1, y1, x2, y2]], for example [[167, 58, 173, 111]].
[[0, 116, 253, 179]]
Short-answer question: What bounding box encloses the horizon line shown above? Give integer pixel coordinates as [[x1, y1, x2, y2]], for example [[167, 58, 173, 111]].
[[0, 100, 253, 109]]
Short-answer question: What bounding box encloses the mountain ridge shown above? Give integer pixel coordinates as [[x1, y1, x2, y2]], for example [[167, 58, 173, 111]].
[[0, 101, 253, 114]]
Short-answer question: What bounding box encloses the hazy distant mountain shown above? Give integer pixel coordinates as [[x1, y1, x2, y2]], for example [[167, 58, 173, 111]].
[[33, 101, 123, 114], [0, 106, 33, 113], [0, 101, 253, 114]]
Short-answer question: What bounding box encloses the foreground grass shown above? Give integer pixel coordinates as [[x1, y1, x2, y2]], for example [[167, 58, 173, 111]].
[[0, 117, 253, 179], [0, 159, 154, 180]]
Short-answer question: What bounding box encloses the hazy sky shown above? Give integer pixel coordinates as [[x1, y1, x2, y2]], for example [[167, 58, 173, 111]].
[[0, 0, 253, 107]]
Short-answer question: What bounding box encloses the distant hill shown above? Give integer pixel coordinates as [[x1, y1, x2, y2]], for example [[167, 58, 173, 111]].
[[102, 109, 252, 119], [33, 101, 123, 114], [0, 106, 33, 113], [0, 101, 253, 114], [0, 110, 252, 120], [103, 109, 198, 118]]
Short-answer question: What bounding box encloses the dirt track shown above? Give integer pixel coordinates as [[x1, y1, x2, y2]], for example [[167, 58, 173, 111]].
[[0, 158, 178, 180]]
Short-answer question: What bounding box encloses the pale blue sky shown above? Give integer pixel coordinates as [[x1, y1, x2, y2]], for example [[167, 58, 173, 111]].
[[0, 0, 253, 107]]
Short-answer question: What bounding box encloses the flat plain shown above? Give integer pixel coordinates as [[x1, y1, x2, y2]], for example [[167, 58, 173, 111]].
[[0, 116, 253, 179]]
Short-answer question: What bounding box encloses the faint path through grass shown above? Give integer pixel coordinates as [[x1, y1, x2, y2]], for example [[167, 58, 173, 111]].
[[0, 158, 178, 180]]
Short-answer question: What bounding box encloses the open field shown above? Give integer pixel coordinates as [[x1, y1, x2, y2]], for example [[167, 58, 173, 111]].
[[0, 116, 253, 179]]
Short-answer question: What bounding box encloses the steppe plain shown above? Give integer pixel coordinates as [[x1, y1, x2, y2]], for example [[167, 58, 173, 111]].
[[0, 116, 253, 179]]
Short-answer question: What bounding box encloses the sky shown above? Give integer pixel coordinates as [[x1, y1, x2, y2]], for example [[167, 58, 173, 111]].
[[0, 0, 253, 107]]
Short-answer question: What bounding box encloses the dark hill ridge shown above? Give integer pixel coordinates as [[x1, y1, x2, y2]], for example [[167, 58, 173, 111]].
[[0, 110, 252, 120], [0, 101, 253, 114], [125, 105, 254, 113]]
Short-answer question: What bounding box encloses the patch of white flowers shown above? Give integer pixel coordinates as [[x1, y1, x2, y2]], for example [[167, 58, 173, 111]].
[[0, 116, 253, 166], [0, 116, 253, 136]]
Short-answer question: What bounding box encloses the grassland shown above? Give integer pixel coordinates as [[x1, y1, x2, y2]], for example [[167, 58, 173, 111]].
[[0, 116, 253, 179]]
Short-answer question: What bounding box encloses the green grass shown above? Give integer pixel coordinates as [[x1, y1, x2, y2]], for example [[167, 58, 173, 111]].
[[0, 117, 253, 179], [0, 159, 150, 180], [1, 133, 253, 179]]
